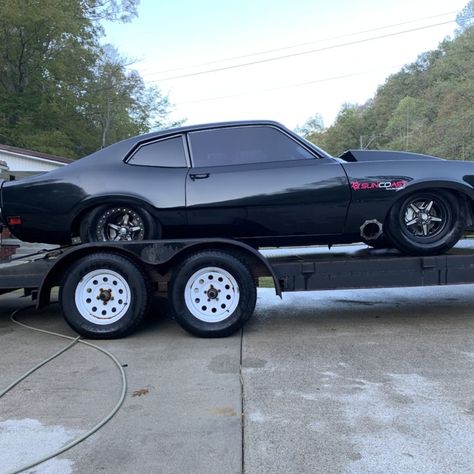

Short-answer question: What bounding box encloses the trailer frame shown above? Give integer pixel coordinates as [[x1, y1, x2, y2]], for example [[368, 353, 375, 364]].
[[2, 239, 474, 338]]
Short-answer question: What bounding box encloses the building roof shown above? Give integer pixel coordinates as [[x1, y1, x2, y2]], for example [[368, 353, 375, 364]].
[[0, 143, 73, 164]]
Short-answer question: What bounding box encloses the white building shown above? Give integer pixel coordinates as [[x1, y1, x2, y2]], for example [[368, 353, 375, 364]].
[[0, 144, 72, 180]]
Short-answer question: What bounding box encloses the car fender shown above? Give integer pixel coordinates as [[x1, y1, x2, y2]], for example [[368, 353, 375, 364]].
[[394, 178, 474, 201], [73, 193, 158, 216]]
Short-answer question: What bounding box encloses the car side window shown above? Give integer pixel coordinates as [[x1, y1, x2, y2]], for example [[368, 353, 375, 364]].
[[128, 136, 187, 167], [188, 126, 315, 167]]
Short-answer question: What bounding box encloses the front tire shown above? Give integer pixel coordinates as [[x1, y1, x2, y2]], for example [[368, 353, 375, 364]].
[[59, 253, 151, 338], [385, 190, 466, 255], [169, 251, 257, 337], [80, 205, 157, 243]]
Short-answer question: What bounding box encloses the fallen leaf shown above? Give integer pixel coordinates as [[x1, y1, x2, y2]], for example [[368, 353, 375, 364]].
[[132, 388, 150, 397]]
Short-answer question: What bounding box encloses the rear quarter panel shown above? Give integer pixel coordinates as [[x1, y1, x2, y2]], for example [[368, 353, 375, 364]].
[[2, 155, 187, 243]]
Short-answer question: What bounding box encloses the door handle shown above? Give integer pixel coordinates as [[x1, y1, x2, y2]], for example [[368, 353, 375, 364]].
[[190, 173, 210, 180]]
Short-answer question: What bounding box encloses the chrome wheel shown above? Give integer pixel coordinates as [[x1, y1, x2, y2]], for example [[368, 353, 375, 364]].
[[96, 207, 145, 241], [402, 197, 447, 237], [74, 269, 131, 325], [184, 267, 240, 323]]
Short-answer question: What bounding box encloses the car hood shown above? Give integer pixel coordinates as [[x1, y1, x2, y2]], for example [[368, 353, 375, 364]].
[[339, 149, 444, 163]]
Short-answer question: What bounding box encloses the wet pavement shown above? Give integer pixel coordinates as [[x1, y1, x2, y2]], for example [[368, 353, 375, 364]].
[[1, 283, 474, 473]]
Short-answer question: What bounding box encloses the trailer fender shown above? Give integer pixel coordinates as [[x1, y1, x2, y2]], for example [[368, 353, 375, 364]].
[[148, 240, 282, 297], [37, 239, 282, 308]]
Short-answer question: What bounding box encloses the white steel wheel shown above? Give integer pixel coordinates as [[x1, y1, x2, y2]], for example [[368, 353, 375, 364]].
[[60, 253, 150, 339], [74, 269, 131, 325], [184, 267, 240, 323], [169, 250, 257, 337]]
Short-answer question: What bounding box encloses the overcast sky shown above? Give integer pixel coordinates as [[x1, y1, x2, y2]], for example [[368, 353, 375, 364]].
[[104, 0, 468, 130]]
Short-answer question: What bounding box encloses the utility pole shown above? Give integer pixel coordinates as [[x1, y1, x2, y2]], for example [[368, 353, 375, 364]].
[[360, 134, 376, 150]]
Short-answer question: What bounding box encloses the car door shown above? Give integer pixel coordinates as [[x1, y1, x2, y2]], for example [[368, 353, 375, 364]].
[[185, 125, 350, 238]]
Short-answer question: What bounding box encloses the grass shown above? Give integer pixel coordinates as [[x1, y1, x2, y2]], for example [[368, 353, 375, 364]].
[[258, 276, 275, 288]]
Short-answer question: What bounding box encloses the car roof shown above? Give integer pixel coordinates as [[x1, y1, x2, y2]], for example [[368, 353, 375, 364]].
[[128, 120, 288, 143], [78, 120, 332, 163]]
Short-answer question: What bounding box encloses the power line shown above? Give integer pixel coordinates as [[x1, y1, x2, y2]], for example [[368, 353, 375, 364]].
[[142, 10, 457, 77], [175, 64, 404, 105], [148, 20, 455, 82]]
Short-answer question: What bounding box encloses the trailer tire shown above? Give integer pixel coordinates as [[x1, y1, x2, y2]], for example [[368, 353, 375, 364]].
[[169, 251, 256, 337], [59, 252, 151, 339]]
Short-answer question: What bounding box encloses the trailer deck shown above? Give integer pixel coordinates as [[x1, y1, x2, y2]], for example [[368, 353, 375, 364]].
[[265, 242, 474, 291], [3, 241, 474, 295]]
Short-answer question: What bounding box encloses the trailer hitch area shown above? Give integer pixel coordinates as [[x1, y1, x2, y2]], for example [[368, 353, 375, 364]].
[[360, 219, 383, 241]]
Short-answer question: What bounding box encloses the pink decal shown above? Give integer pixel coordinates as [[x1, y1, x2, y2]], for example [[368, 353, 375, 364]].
[[351, 180, 408, 191]]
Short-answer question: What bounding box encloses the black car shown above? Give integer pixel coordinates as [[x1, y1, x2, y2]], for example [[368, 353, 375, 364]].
[[1, 120, 473, 255]]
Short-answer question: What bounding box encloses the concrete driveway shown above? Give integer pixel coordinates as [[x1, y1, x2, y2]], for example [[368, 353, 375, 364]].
[[1, 285, 474, 473]]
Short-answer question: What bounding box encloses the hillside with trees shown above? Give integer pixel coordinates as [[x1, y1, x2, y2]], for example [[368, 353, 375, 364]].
[[299, 1, 474, 161], [0, 0, 177, 158]]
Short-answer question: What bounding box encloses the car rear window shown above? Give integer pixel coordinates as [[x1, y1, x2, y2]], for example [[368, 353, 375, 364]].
[[189, 126, 314, 167], [128, 136, 187, 167]]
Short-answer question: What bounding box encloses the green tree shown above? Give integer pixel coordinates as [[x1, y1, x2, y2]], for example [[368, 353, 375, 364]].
[[82, 46, 182, 151], [456, 0, 474, 32], [309, 104, 372, 156], [0, 0, 177, 158], [295, 113, 324, 139], [300, 2, 474, 160], [384, 96, 436, 152]]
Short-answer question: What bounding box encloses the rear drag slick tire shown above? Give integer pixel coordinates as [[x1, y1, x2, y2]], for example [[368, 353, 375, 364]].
[[385, 190, 466, 255]]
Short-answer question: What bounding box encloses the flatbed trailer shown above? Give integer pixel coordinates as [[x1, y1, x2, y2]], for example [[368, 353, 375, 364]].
[[2, 239, 474, 339]]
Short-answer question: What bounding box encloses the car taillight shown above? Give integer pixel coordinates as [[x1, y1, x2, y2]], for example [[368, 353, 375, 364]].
[[7, 216, 22, 225]]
